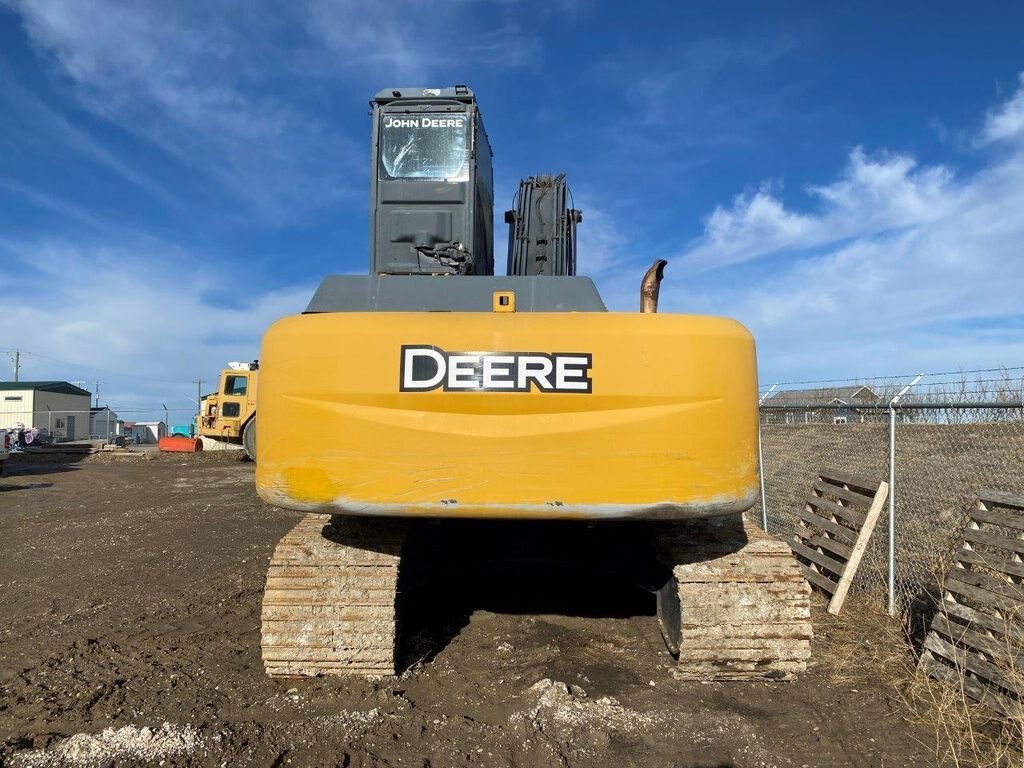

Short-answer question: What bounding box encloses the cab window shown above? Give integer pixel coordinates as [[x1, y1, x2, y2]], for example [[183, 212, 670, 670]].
[[222, 403, 241, 417], [224, 375, 248, 396], [379, 113, 469, 181]]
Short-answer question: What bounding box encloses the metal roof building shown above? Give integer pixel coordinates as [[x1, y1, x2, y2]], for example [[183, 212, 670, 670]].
[[762, 385, 881, 425], [0, 381, 93, 440]]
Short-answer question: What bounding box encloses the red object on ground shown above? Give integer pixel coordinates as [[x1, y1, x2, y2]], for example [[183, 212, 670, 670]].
[[158, 436, 203, 453]]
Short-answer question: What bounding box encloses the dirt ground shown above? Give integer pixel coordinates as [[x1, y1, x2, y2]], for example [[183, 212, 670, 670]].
[[0, 452, 937, 767]]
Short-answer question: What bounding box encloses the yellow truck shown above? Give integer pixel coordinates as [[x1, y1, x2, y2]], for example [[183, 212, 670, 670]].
[[198, 361, 258, 460]]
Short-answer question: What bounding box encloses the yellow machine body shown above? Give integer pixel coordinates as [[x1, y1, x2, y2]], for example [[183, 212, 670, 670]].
[[255, 311, 757, 521], [198, 367, 259, 441]]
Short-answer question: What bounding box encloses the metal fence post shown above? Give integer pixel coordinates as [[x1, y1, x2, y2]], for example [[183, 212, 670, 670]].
[[888, 373, 924, 616], [887, 405, 896, 615], [757, 384, 778, 532]]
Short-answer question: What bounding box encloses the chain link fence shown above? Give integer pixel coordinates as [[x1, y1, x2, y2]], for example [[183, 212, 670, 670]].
[[758, 402, 1024, 629], [0, 406, 199, 443]]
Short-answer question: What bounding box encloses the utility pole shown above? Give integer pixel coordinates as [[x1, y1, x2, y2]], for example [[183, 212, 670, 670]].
[[193, 380, 204, 415], [94, 381, 101, 408], [12, 350, 20, 382]]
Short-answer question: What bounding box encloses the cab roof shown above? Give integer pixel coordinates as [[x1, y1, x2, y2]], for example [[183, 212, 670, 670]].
[[373, 85, 475, 104]]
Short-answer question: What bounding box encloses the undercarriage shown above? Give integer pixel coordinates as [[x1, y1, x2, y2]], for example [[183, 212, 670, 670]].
[[261, 515, 811, 680]]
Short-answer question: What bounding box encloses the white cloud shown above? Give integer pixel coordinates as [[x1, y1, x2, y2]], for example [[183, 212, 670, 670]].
[[573, 199, 645, 311], [0, 180, 117, 233], [679, 148, 958, 272], [982, 72, 1024, 144], [303, 1, 540, 82], [3, 0, 541, 224], [654, 73, 1024, 380], [4, 0, 358, 223], [597, 36, 800, 161], [0, 81, 176, 205], [0, 238, 314, 419]]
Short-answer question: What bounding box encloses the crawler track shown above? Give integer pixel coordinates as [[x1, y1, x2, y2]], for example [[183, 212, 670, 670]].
[[261, 513, 810, 680], [657, 515, 812, 681], [261, 514, 408, 677]]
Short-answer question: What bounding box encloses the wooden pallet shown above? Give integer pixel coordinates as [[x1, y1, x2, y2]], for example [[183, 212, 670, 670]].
[[791, 469, 889, 615], [919, 490, 1024, 717]]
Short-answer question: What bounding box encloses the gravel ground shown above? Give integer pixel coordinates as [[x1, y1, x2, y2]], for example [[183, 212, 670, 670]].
[[0, 452, 936, 767]]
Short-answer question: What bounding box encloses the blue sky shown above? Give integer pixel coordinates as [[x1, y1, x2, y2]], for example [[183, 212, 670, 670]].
[[1, 1, 1024, 417]]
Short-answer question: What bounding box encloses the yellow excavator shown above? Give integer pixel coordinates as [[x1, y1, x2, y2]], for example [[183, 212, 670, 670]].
[[254, 86, 811, 680]]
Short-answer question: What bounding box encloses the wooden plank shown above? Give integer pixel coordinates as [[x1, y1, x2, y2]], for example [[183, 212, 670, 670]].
[[963, 528, 1024, 556], [930, 613, 1024, 667], [790, 540, 846, 576], [924, 632, 1023, 697], [806, 533, 853, 560], [944, 572, 1024, 614], [812, 480, 875, 510], [817, 468, 880, 495], [919, 654, 1021, 718], [828, 480, 888, 615], [947, 567, 1024, 600], [979, 489, 1024, 512], [940, 599, 1024, 644], [942, 579, 1024, 616], [806, 494, 867, 527], [797, 509, 858, 544], [954, 548, 1024, 580], [798, 562, 838, 594], [970, 506, 1024, 532]]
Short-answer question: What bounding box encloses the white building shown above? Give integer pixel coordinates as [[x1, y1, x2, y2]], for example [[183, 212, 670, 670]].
[[0, 381, 92, 441], [129, 421, 166, 443], [89, 406, 123, 440]]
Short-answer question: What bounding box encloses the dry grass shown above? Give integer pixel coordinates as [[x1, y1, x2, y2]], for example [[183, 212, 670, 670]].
[[814, 594, 1024, 767], [812, 597, 914, 687], [902, 663, 1024, 768]]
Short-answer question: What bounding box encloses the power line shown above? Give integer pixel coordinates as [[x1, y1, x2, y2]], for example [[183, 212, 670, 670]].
[[1, 349, 213, 387], [911, 376, 1024, 387]]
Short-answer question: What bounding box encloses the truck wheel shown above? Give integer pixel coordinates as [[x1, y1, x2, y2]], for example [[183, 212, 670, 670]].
[[243, 417, 257, 463]]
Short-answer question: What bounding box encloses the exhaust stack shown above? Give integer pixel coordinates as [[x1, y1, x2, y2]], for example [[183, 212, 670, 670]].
[[640, 259, 667, 313]]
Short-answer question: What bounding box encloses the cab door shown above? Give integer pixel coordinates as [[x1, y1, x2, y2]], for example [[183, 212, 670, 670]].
[[219, 373, 250, 437]]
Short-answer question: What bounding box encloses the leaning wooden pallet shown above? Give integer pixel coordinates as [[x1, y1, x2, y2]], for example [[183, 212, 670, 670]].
[[919, 489, 1024, 717], [791, 469, 889, 615]]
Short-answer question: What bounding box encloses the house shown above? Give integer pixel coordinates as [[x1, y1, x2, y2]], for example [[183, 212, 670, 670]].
[[129, 421, 166, 443], [762, 386, 882, 425], [0, 381, 92, 440], [89, 406, 123, 440]]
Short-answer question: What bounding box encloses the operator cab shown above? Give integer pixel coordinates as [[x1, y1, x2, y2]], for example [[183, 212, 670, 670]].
[[370, 86, 494, 276]]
